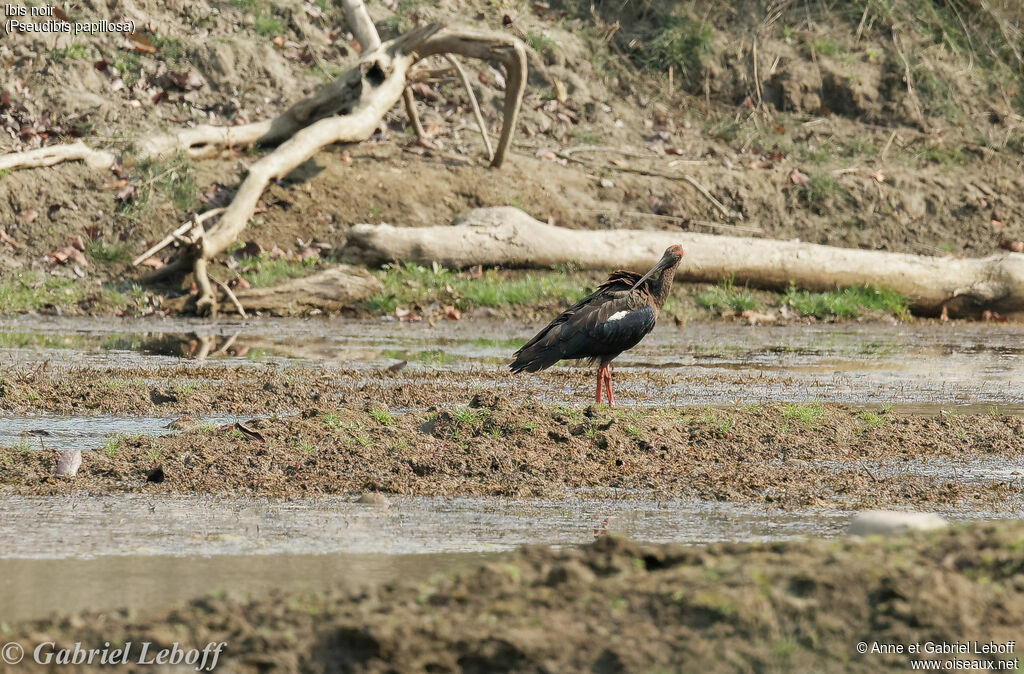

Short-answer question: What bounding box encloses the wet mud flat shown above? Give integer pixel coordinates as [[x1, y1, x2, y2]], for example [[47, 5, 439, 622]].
[[1, 317, 1022, 670], [7, 522, 1024, 673], [2, 394, 1022, 510], [2, 318, 1024, 411], [1, 318, 1023, 509]]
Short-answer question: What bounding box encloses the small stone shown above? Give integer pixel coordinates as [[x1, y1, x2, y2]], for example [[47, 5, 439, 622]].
[[356, 492, 390, 507], [599, 178, 614, 188], [847, 510, 947, 537]]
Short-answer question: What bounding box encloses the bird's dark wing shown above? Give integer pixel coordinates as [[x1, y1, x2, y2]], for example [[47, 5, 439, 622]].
[[598, 270, 642, 292], [510, 278, 656, 373]]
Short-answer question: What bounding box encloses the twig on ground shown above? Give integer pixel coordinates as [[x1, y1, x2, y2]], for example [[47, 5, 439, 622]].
[[215, 278, 248, 319]]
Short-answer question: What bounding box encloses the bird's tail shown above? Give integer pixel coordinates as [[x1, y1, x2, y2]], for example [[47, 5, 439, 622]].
[[509, 336, 562, 373]]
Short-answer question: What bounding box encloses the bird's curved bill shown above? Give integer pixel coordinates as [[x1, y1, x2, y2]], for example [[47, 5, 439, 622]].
[[630, 256, 671, 290]]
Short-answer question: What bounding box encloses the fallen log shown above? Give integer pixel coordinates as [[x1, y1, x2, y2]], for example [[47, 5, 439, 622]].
[[225, 265, 382, 316], [344, 206, 1024, 317]]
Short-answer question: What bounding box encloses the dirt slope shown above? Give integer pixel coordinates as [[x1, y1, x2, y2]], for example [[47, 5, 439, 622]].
[[1, 0, 1023, 310]]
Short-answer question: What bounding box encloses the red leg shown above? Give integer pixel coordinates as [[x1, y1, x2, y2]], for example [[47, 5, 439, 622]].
[[595, 367, 604, 404], [604, 366, 614, 407]]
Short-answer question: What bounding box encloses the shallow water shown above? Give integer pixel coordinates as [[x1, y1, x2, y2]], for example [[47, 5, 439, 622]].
[[0, 414, 247, 451], [2, 316, 1023, 407], [0, 493, 1016, 622], [0, 494, 854, 559], [1, 316, 1022, 622]]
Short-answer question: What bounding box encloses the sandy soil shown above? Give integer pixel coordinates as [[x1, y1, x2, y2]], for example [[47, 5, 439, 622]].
[[2, 0, 1022, 317], [6, 522, 1024, 673]]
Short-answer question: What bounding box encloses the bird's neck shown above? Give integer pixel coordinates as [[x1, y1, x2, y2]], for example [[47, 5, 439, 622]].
[[646, 264, 680, 309]]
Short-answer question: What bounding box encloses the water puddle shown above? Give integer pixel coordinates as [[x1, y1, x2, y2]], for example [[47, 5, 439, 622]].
[[2, 317, 1023, 406], [0, 494, 854, 560], [0, 493, 1014, 622], [0, 415, 250, 451]]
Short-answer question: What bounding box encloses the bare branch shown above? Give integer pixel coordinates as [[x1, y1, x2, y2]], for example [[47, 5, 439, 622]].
[[0, 141, 114, 172], [445, 54, 493, 162]]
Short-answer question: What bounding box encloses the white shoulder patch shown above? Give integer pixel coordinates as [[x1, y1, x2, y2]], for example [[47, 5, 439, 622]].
[[606, 310, 629, 322]]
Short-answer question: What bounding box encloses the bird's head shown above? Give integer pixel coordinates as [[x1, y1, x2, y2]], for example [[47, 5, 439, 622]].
[[631, 244, 684, 290]]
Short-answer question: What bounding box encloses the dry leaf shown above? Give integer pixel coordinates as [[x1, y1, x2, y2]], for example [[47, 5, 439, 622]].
[[870, 171, 885, 183], [998, 239, 1023, 253], [0, 228, 18, 251], [411, 82, 439, 101], [140, 257, 164, 269], [788, 168, 810, 186], [972, 181, 995, 196], [128, 32, 157, 54], [443, 305, 461, 321], [553, 78, 568, 104], [17, 209, 38, 223]]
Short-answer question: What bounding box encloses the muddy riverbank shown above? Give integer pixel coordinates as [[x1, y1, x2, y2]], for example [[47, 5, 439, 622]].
[[7, 522, 1023, 673], [2, 318, 1022, 509], [2, 396, 1022, 509]]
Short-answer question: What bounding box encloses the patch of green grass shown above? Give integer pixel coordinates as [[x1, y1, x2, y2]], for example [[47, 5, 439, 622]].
[[0, 272, 85, 314], [50, 42, 91, 61], [920, 143, 967, 165], [640, 14, 714, 87], [804, 36, 843, 58], [323, 412, 343, 429], [368, 406, 395, 426], [858, 410, 887, 429], [470, 337, 523, 349], [526, 31, 556, 56], [102, 437, 119, 457], [112, 50, 142, 85], [307, 64, 342, 81], [453, 408, 484, 425], [782, 402, 825, 427], [85, 240, 130, 265], [237, 254, 319, 288], [119, 153, 198, 220], [570, 126, 602, 144], [799, 174, 847, 205], [624, 424, 641, 438], [101, 282, 146, 308], [380, 348, 460, 364], [253, 12, 284, 35], [173, 382, 197, 395], [782, 284, 909, 319], [152, 35, 185, 63], [364, 263, 586, 314], [695, 278, 757, 314]]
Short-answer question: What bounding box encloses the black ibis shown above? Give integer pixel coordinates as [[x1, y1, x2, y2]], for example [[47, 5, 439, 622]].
[[509, 244, 684, 406]]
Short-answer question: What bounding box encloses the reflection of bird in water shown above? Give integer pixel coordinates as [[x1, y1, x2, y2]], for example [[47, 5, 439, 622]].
[[510, 245, 684, 406]]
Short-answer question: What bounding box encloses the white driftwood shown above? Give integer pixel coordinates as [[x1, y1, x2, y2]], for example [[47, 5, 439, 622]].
[[341, 0, 381, 53], [0, 142, 114, 171], [227, 265, 383, 315], [344, 206, 1024, 316]]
